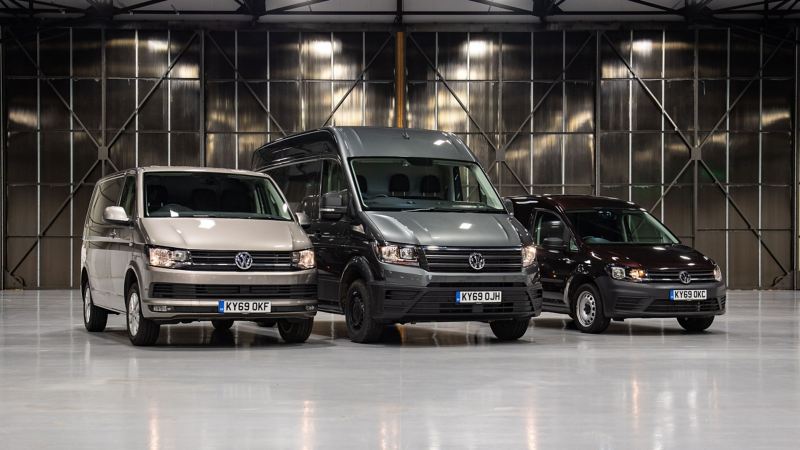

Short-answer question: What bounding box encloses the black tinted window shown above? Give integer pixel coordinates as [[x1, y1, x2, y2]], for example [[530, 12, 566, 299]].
[[533, 211, 566, 245], [89, 177, 124, 224], [143, 172, 292, 220], [119, 176, 136, 217], [268, 161, 322, 221]]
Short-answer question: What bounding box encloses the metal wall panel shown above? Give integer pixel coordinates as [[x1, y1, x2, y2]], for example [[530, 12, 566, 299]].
[[0, 25, 796, 289]]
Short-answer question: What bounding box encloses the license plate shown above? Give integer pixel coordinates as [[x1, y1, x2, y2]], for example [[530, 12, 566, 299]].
[[455, 291, 502, 304], [217, 300, 272, 314], [669, 289, 707, 301]]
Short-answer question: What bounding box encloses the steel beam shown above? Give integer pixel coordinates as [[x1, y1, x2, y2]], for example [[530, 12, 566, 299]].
[[206, 32, 288, 138]]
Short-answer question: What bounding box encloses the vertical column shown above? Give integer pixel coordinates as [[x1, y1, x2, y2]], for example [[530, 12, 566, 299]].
[[693, 29, 699, 249], [69, 29, 74, 287], [36, 32, 41, 287], [726, 28, 731, 286], [0, 25, 4, 289], [135, 30, 139, 166], [660, 30, 665, 220], [200, 30, 206, 166], [167, 30, 172, 166], [395, 30, 405, 128], [561, 30, 566, 194], [758, 33, 763, 287], [101, 29, 106, 176], [234, 30, 239, 169], [594, 31, 601, 196], [794, 26, 799, 289]]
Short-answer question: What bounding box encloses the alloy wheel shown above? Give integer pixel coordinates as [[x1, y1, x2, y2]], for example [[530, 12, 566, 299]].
[[128, 291, 141, 336], [349, 290, 365, 329], [83, 288, 92, 323]]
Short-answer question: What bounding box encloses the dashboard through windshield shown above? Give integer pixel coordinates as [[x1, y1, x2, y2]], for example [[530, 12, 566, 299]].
[[350, 157, 505, 213]]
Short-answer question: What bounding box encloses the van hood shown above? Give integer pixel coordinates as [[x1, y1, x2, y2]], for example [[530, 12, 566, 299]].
[[588, 244, 716, 270], [364, 211, 529, 247], [140, 217, 311, 251]]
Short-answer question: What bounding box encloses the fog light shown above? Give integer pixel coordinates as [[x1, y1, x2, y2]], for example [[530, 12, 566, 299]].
[[150, 305, 173, 312]]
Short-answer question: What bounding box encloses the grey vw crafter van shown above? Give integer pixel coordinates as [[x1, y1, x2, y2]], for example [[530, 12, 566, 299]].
[[81, 167, 317, 346], [253, 127, 543, 343]]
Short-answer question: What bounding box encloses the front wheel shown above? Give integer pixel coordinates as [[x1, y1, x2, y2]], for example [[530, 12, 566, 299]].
[[489, 318, 530, 341], [126, 283, 160, 346], [677, 316, 715, 332], [277, 318, 314, 343], [82, 280, 108, 332], [571, 283, 611, 334], [344, 280, 383, 343]]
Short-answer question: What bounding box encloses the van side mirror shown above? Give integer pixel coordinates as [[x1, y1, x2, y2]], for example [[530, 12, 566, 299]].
[[321, 192, 347, 220], [103, 206, 130, 225], [295, 211, 311, 227], [503, 198, 514, 216], [542, 236, 566, 250]]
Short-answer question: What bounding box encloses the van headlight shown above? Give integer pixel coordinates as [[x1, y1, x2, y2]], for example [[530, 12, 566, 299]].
[[292, 249, 316, 270], [148, 247, 191, 268], [713, 264, 723, 282], [608, 265, 646, 282], [376, 243, 419, 266], [522, 245, 536, 268]]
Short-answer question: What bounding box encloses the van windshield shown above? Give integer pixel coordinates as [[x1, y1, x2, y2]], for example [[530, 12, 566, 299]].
[[566, 209, 679, 245], [144, 172, 293, 220], [350, 157, 505, 213]]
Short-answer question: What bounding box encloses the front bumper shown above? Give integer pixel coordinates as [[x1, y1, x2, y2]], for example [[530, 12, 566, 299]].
[[595, 277, 727, 318], [368, 262, 543, 323], [140, 266, 317, 321]]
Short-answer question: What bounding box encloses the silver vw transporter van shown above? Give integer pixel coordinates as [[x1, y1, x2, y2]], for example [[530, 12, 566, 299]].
[[253, 127, 543, 343], [81, 167, 317, 346]]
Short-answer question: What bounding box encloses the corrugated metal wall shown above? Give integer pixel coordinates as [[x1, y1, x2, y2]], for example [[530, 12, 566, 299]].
[[1, 26, 796, 289]]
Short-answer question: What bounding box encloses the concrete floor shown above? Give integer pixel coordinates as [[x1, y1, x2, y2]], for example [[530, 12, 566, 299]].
[[1, 291, 799, 449]]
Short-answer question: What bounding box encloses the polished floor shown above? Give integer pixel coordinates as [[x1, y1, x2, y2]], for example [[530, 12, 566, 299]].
[[1, 290, 799, 449]]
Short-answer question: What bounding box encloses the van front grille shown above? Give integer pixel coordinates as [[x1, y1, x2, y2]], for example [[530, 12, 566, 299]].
[[186, 250, 296, 272], [643, 269, 717, 283], [150, 283, 316, 299], [422, 247, 523, 273]]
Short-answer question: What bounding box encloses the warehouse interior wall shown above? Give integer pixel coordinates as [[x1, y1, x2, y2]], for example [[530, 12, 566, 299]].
[[0, 24, 796, 290]]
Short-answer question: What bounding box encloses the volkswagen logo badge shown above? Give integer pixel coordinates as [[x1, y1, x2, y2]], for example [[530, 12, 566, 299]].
[[468, 252, 486, 271], [234, 252, 253, 271], [679, 270, 692, 285]]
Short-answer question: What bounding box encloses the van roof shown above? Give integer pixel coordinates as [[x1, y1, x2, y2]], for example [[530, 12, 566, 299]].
[[101, 166, 270, 180], [254, 127, 480, 167], [508, 194, 643, 211], [329, 127, 478, 161]]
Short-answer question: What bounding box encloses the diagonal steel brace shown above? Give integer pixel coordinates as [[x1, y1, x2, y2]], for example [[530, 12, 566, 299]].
[[206, 32, 288, 137], [322, 32, 393, 126]]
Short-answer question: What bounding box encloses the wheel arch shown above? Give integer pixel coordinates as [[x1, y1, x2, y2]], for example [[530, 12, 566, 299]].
[[338, 256, 375, 308], [564, 273, 597, 314]]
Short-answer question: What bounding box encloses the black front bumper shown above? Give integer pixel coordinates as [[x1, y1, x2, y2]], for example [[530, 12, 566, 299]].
[[595, 277, 727, 318], [368, 281, 543, 323]]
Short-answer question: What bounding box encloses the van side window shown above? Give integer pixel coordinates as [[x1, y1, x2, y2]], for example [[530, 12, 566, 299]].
[[269, 161, 322, 220], [119, 176, 136, 217], [322, 160, 348, 200], [89, 177, 124, 224], [533, 211, 568, 246]]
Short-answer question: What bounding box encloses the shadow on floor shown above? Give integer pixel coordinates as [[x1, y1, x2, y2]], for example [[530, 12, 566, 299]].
[[531, 316, 725, 336]]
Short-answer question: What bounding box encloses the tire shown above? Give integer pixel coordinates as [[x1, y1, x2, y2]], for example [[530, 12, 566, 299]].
[[82, 279, 108, 332], [255, 320, 276, 328], [211, 319, 234, 331], [489, 318, 530, 341], [571, 283, 611, 334], [277, 318, 314, 343], [677, 316, 715, 332], [126, 282, 160, 346], [343, 279, 383, 343]]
